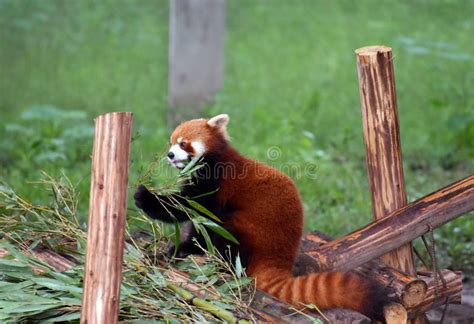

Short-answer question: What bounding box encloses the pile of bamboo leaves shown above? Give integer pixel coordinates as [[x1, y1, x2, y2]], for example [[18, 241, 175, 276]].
[[0, 163, 255, 322]]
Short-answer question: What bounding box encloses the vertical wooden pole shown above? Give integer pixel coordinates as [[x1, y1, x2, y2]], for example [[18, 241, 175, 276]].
[[356, 46, 425, 323], [81, 112, 133, 324], [356, 46, 416, 274]]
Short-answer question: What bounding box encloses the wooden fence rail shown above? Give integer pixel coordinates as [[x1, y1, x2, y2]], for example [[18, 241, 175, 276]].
[[307, 174, 474, 272]]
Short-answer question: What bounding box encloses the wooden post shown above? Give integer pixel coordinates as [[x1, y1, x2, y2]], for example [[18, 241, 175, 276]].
[[356, 45, 416, 274], [81, 112, 133, 324], [168, 0, 226, 125]]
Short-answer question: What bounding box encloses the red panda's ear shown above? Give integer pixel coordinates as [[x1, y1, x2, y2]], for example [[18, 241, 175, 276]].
[[207, 114, 229, 129]]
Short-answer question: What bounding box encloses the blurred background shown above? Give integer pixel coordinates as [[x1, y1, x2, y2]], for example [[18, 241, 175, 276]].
[[0, 0, 473, 272]]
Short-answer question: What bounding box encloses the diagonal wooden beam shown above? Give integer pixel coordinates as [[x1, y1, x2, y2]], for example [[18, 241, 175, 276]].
[[306, 174, 474, 272]]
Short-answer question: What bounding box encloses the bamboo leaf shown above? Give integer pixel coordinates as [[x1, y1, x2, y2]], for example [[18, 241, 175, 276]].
[[30, 278, 82, 294], [199, 225, 215, 255], [46, 311, 81, 322], [3, 303, 60, 314], [185, 200, 221, 223], [148, 269, 166, 288], [0, 258, 32, 268], [202, 221, 239, 244]]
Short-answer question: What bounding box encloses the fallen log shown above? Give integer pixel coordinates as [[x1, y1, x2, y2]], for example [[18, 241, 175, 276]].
[[306, 174, 474, 272], [295, 231, 462, 319], [410, 270, 463, 319], [295, 231, 428, 309]]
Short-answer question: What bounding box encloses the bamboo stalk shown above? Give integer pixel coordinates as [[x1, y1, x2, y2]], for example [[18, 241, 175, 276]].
[[307, 174, 474, 272], [167, 283, 248, 323], [81, 112, 133, 324]]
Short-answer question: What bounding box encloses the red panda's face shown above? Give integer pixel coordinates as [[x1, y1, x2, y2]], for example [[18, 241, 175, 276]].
[[167, 114, 229, 169]]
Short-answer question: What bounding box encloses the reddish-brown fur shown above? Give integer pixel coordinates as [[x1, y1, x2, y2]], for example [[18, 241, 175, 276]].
[[164, 117, 388, 319]]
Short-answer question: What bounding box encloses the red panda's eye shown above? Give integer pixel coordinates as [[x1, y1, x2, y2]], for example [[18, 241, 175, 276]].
[[179, 142, 186, 149]]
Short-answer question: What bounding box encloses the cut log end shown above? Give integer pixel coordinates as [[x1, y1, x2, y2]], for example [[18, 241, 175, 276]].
[[94, 111, 133, 122], [402, 279, 428, 308], [384, 302, 408, 324], [355, 45, 392, 56]]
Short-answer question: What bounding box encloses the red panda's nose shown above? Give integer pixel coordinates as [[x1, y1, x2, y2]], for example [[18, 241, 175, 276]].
[[167, 152, 175, 159]]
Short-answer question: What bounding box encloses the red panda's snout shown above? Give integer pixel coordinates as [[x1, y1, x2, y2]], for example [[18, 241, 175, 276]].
[[167, 139, 206, 169], [167, 114, 229, 169]]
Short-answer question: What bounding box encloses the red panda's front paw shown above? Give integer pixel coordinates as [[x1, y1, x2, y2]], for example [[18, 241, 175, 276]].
[[133, 184, 155, 212]]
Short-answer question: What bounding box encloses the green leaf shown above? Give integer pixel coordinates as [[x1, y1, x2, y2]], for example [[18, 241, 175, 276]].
[[58, 297, 82, 306], [49, 271, 79, 285], [2, 302, 60, 314], [46, 311, 81, 322], [148, 269, 166, 288], [193, 222, 214, 254], [0, 292, 59, 303], [30, 278, 82, 294], [186, 200, 221, 223], [179, 156, 203, 174], [202, 221, 239, 244], [0, 258, 31, 268], [235, 254, 243, 278]]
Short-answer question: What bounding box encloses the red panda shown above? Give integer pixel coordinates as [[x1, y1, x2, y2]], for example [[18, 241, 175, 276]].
[[134, 114, 392, 320]]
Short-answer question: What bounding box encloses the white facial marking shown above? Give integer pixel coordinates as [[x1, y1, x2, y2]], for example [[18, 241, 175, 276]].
[[191, 141, 206, 157], [168, 144, 189, 169], [177, 137, 183, 143]]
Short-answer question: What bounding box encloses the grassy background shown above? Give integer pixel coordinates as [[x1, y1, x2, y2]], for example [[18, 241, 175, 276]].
[[0, 0, 473, 271]]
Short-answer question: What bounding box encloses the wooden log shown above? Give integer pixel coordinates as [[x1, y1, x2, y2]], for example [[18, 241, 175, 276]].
[[251, 285, 407, 323], [296, 232, 462, 319], [295, 232, 428, 309], [307, 174, 474, 272], [356, 45, 416, 275], [409, 270, 463, 318], [32, 245, 76, 272], [384, 303, 408, 324], [81, 112, 133, 324]]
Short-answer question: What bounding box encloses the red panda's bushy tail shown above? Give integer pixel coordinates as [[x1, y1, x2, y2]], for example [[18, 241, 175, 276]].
[[256, 269, 391, 321]]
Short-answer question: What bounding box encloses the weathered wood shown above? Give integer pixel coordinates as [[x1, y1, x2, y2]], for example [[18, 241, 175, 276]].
[[410, 270, 463, 318], [307, 174, 474, 272], [356, 45, 416, 275], [384, 303, 408, 324], [81, 112, 133, 324], [32, 245, 75, 272], [295, 232, 428, 309], [168, 0, 226, 125], [296, 232, 462, 318], [355, 45, 425, 323]]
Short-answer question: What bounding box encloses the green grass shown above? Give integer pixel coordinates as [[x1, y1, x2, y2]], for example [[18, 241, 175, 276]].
[[0, 0, 473, 270]]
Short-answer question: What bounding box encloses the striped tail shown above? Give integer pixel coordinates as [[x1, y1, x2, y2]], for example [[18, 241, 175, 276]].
[[256, 269, 390, 320]]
